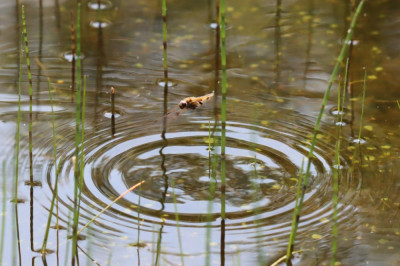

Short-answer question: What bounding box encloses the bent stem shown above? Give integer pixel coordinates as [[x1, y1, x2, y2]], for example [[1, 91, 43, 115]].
[[285, 0, 365, 262], [77, 181, 145, 235]]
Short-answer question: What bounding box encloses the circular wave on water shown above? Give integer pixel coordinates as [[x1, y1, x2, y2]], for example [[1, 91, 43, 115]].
[[33, 97, 364, 263]]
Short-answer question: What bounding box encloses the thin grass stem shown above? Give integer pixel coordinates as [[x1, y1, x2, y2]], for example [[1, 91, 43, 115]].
[[155, 224, 163, 266], [22, 5, 35, 253], [96, 0, 102, 21], [14, 30, 24, 227], [152, 224, 156, 264], [71, 3, 82, 264], [0, 161, 6, 262], [286, 159, 305, 261], [70, 18, 76, 98], [78, 75, 87, 208], [171, 178, 184, 266], [249, 108, 264, 263], [236, 248, 241, 266], [107, 250, 112, 266], [219, 2, 227, 264], [220, 0, 227, 220], [14, 12, 25, 266], [331, 78, 347, 265], [77, 181, 145, 235], [111, 87, 115, 137], [64, 210, 72, 266], [250, 159, 264, 263], [56, 180, 60, 266], [85, 226, 93, 266], [22, 5, 34, 187], [205, 121, 218, 266], [136, 177, 142, 266], [357, 70, 367, 141], [41, 79, 61, 253], [76, 244, 99, 266]]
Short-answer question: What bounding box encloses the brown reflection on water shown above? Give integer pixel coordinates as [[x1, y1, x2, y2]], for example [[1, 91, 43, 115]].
[[274, 0, 282, 87]]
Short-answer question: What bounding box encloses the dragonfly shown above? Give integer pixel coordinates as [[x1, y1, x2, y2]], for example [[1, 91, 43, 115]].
[[163, 91, 215, 124]]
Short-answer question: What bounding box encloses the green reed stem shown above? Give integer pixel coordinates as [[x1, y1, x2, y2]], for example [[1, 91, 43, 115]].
[[11, 39, 21, 266], [85, 226, 92, 266], [155, 225, 163, 266], [339, 59, 349, 129], [14, 15, 25, 266], [286, 159, 304, 260], [107, 251, 112, 266], [397, 100, 400, 110], [78, 75, 87, 206], [56, 185, 60, 265], [285, 1, 365, 261], [152, 224, 156, 264], [162, 0, 168, 81], [357, 70, 367, 141], [0, 161, 6, 263], [331, 78, 346, 265], [135, 183, 142, 265], [220, 0, 227, 220], [248, 108, 265, 263], [72, 3, 82, 264], [208, 120, 212, 156], [14, 31, 23, 225], [337, 82, 342, 115], [205, 121, 218, 266], [136, 179, 142, 246], [11, 206, 17, 266], [250, 159, 264, 264], [348, 69, 368, 189], [22, 5, 34, 187], [135, 180, 143, 264], [331, 150, 340, 266], [41, 80, 61, 253], [64, 210, 72, 266], [236, 248, 241, 266], [171, 178, 184, 266], [343, 57, 350, 103], [206, 158, 218, 265], [96, 0, 102, 21]]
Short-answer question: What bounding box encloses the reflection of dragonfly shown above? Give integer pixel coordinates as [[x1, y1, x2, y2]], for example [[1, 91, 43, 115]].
[[164, 91, 215, 123]]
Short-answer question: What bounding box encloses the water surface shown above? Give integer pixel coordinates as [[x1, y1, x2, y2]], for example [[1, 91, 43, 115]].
[[0, 0, 400, 265]]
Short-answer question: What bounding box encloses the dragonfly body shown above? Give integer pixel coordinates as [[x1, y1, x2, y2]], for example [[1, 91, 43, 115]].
[[178, 91, 215, 109]]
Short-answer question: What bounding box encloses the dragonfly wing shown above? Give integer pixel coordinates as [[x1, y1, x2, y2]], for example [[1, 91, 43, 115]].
[[198, 91, 215, 104], [164, 105, 186, 125], [166, 105, 180, 116]]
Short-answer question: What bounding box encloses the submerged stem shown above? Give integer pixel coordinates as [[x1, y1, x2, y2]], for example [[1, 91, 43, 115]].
[[357, 70, 367, 141], [41, 80, 61, 253]]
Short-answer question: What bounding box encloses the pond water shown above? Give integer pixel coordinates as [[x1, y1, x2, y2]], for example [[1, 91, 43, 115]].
[[0, 0, 400, 265]]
